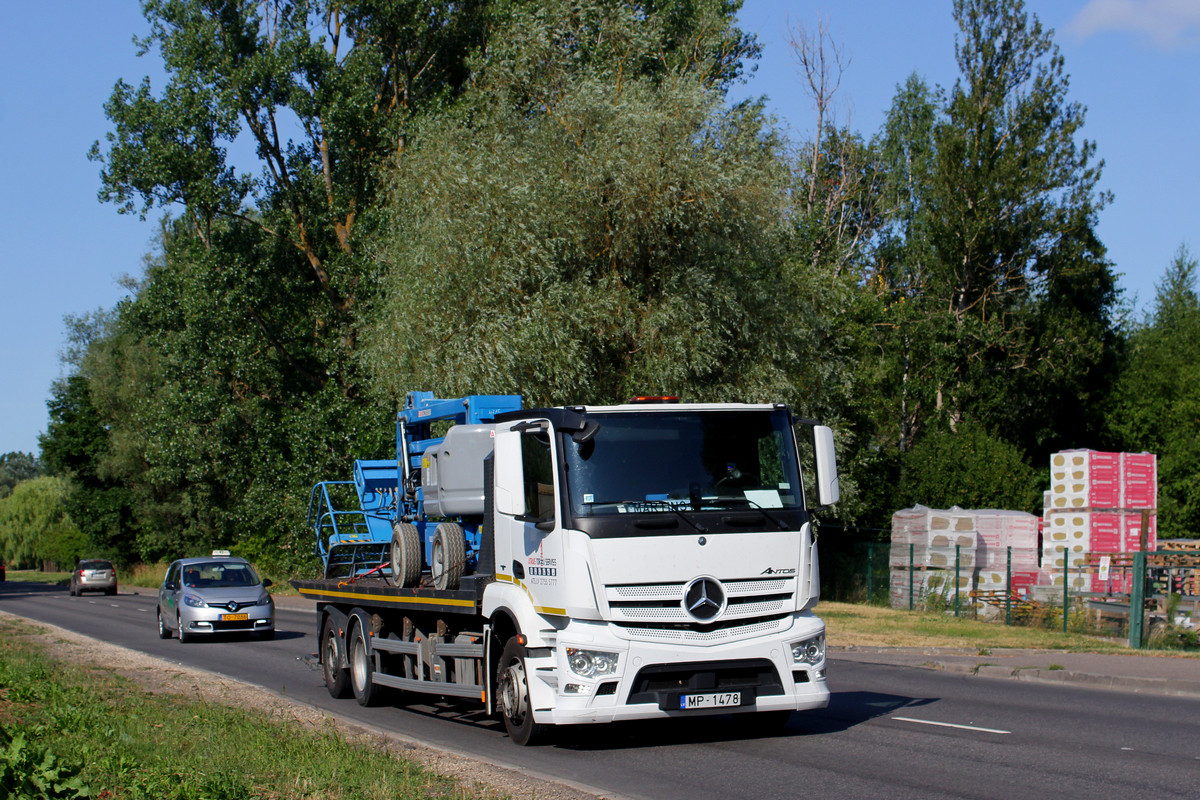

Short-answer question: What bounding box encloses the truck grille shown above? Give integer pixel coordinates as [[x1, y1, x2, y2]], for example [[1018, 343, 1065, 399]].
[[619, 616, 789, 643], [604, 576, 795, 641]]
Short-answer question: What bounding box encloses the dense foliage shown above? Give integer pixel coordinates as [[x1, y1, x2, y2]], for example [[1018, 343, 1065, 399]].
[[24, 0, 1196, 572]]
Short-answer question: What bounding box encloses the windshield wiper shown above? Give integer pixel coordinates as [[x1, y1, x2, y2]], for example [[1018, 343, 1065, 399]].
[[700, 496, 789, 530]]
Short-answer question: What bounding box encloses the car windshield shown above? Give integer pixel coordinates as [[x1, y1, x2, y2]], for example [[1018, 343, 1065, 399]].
[[563, 408, 804, 517], [79, 560, 113, 571], [181, 562, 259, 588]]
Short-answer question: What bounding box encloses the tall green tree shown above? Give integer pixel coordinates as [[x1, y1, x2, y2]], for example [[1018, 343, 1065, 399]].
[[865, 0, 1120, 516], [1109, 246, 1200, 539]]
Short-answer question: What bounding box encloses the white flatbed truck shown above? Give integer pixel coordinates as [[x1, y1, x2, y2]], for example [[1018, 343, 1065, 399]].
[[293, 395, 839, 744]]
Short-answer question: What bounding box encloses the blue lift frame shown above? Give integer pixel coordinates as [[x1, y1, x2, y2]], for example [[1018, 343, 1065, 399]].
[[308, 392, 522, 579]]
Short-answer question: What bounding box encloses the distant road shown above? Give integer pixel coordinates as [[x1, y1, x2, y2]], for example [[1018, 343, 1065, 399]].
[[3, 580, 1198, 800]]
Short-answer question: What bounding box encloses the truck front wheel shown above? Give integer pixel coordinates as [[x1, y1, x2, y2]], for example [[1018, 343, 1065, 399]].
[[349, 621, 385, 706], [322, 617, 352, 699], [497, 638, 549, 746]]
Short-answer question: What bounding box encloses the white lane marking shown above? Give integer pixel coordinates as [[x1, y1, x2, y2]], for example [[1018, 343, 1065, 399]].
[[892, 716, 1011, 735]]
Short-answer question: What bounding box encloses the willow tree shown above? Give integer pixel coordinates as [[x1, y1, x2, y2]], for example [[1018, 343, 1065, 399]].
[[363, 0, 797, 407]]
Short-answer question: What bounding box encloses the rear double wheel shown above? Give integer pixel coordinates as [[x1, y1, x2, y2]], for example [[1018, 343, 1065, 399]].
[[348, 620, 385, 706], [497, 637, 550, 746], [321, 617, 351, 699]]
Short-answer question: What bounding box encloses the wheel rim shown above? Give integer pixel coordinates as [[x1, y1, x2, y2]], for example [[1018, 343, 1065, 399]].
[[500, 659, 529, 726], [430, 537, 445, 582], [324, 629, 339, 681], [351, 632, 368, 691]]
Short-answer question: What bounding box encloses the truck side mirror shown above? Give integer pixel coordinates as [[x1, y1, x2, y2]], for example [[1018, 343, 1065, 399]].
[[493, 430, 525, 516], [813, 425, 840, 507]]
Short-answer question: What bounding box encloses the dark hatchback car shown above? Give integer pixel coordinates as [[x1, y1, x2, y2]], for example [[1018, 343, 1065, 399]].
[[69, 559, 117, 596]]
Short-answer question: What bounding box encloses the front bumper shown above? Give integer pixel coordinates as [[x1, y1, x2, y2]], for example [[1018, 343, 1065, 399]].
[[180, 603, 274, 635], [529, 613, 829, 725]]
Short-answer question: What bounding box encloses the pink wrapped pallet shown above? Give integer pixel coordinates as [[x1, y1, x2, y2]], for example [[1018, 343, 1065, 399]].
[[1121, 453, 1157, 509], [1049, 449, 1121, 509]]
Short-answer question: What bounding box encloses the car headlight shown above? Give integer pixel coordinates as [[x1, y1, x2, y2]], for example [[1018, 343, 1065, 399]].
[[790, 633, 825, 665], [183, 594, 207, 608], [565, 648, 619, 679], [257, 591, 272, 606]]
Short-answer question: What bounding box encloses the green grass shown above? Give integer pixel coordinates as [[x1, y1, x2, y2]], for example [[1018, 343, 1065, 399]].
[[0, 618, 491, 800], [821, 601, 1198, 655], [2, 569, 70, 585]]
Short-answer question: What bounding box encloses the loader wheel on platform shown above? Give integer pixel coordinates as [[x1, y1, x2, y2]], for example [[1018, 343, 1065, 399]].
[[497, 637, 550, 746], [430, 522, 465, 591], [322, 617, 352, 699], [389, 522, 422, 588], [349, 620, 385, 706]]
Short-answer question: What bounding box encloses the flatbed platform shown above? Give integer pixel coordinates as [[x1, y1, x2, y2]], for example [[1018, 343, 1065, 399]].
[[290, 575, 488, 615]]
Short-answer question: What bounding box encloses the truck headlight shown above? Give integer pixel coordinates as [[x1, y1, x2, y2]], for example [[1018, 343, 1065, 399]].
[[790, 633, 824, 665], [566, 648, 619, 679]]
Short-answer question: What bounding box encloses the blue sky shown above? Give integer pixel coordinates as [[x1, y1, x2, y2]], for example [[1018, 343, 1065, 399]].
[[1, 0, 1197, 456]]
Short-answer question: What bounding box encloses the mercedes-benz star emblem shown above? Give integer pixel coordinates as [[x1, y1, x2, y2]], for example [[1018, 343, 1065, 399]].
[[683, 577, 726, 622]]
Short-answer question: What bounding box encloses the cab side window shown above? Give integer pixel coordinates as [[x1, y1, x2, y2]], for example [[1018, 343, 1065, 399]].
[[521, 432, 555, 523]]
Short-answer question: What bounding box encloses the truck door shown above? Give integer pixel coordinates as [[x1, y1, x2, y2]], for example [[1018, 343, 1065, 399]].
[[494, 424, 569, 616]]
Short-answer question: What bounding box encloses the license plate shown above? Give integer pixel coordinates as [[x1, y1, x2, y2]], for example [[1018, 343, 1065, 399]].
[[220, 613, 249, 621], [680, 691, 741, 710]]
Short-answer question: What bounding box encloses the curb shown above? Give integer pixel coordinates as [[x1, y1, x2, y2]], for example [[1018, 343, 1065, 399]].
[[940, 661, 1200, 698]]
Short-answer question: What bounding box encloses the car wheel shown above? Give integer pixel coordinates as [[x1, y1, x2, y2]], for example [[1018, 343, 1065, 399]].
[[177, 614, 191, 643], [106, 587, 116, 596], [497, 637, 550, 745], [69, 582, 76, 597], [258, 628, 275, 641], [349, 621, 385, 706], [321, 618, 352, 699], [157, 608, 171, 639]]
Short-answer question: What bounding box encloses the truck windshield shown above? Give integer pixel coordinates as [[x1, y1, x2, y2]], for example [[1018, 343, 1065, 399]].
[[563, 409, 804, 517]]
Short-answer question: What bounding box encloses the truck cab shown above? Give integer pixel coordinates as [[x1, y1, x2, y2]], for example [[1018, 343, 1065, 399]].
[[484, 401, 836, 742]]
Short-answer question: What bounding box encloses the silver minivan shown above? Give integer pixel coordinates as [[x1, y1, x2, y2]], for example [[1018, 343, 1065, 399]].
[[157, 553, 274, 642]]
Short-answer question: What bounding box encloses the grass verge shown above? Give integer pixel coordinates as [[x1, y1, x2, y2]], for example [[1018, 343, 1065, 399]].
[[821, 601, 1196, 654], [0, 617, 489, 800]]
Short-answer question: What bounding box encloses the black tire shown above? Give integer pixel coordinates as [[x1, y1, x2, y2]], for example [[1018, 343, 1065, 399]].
[[430, 522, 466, 591], [389, 522, 422, 588], [106, 587, 116, 596], [177, 614, 191, 643], [349, 620, 385, 706], [258, 628, 275, 641], [497, 637, 551, 746], [69, 582, 76, 597], [157, 608, 171, 639], [322, 618, 352, 699]]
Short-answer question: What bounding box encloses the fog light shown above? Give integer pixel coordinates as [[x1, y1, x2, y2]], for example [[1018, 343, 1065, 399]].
[[790, 633, 825, 665], [565, 648, 620, 679], [563, 683, 594, 695]]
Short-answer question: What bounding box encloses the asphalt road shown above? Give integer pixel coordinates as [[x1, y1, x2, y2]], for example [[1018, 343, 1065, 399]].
[[3, 580, 1198, 800]]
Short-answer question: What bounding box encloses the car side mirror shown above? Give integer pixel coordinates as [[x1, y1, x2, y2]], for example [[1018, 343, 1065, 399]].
[[164, 581, 177, 591], [262, 578, 273, 588]]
